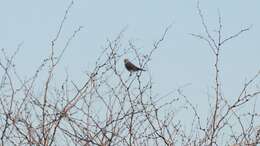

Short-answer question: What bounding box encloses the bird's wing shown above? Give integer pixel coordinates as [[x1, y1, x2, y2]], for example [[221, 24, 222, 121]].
[[125, 61, 140, 71]]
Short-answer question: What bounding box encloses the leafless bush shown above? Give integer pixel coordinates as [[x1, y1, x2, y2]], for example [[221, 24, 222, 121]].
[[186, 1, 260, 146], [0, 1, 259, 146]]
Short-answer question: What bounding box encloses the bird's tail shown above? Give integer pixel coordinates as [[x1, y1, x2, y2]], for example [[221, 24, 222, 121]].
[[139, 68, 146, 71]]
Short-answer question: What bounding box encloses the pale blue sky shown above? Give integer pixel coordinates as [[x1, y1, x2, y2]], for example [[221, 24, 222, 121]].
[[1, 0, 260, 120]]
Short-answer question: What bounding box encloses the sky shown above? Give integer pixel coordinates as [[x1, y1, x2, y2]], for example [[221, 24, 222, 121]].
[[1, 0, 260, 127]]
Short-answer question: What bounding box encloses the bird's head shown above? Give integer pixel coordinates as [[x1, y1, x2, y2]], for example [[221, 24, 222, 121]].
[[124, 58, 129, 64]]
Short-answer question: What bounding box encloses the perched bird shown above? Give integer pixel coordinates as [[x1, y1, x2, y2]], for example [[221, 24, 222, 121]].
[[124, 58, 145, 73]]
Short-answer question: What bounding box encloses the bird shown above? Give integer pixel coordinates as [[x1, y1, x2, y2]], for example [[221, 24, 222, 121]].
[[124, 58, 145, 73]]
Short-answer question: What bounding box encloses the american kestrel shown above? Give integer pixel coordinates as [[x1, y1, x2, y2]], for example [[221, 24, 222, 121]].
[[124, 58, 145, 72]]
